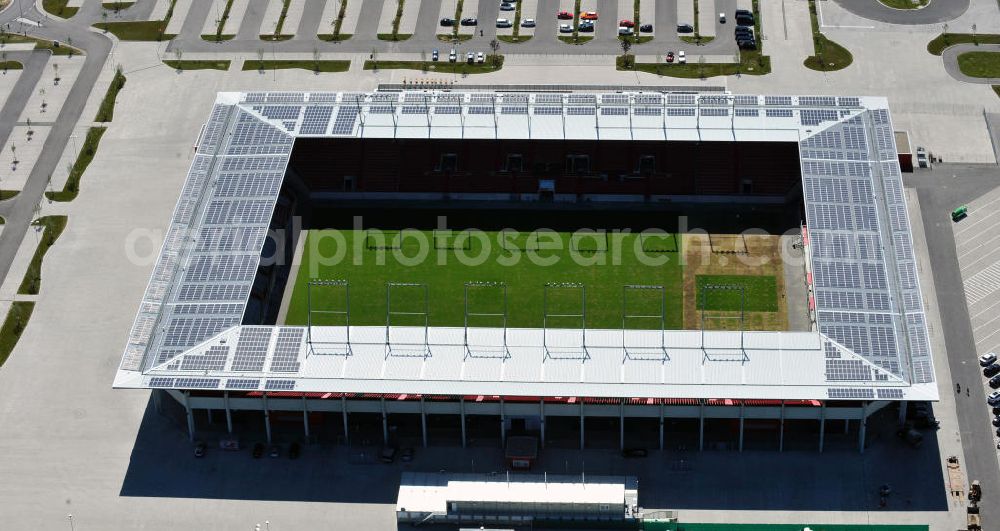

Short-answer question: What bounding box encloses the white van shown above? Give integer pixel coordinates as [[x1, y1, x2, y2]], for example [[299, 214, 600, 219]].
[[496, 18, 512, 28]]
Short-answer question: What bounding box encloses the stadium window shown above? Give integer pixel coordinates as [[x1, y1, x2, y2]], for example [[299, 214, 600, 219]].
[[505, 154, 524, 172], [439, 153, 458, 172], [566, 154, 590, 174], [343, 175, 355, 192], [741, 178, 754, 194], [638, 155, 655, 175]]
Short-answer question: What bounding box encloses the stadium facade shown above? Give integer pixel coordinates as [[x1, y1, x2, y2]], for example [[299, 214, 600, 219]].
[[114, 88, 937, 452]]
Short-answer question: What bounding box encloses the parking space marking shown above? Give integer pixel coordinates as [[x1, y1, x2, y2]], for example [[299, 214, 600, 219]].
[[964, 261, 1000, 305]]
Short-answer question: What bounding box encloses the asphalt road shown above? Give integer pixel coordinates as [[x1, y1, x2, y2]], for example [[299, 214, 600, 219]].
[[0, 50, 48, 162], [906, 163, 1000, 525], [0, 0, 111, 291], [832, 0, 968, 25]]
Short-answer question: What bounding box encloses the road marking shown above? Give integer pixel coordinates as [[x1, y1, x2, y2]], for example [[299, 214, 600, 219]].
[[957, 228, 1000, 259], [964, 260, 1000, 305], [961, 244, 1000, 275], [971, 297, 1000, 320], [974, 313, 1000, 334], [955, 191, 1000, 237]]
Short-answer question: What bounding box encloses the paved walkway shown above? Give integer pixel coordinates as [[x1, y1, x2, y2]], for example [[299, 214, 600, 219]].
[[832, 0, 968, 25], [942, 43, 1000, 84]]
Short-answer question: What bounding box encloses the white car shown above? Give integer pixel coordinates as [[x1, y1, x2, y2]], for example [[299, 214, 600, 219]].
[[719, 12, 726, 23], [618, 26, 633, 35], [448, 48, 457, 62], [559, 23, 573, 33], [989, 390, 1000, 406], [496, 18, 512, 28], [476, 52, 485, 63], [981, 352, 998, 366], [521, 18, 536, 27], [677, 50, 686, 63]]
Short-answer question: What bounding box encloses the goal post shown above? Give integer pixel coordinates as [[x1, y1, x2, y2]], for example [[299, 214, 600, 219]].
[[699, 283, 748, 361], [463, 281, 510, 360], [306, 279, 351, 356], [621, 284, 668, 362], [543, 282, 589, 360], [385, 282, 431, 359]]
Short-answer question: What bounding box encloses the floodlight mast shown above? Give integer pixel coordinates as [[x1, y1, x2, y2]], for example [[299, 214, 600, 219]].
[[306, 279, 351, 356], [463, 281, 510, 360], [621, 284, 667, 362], [699, 283, 747, 361]]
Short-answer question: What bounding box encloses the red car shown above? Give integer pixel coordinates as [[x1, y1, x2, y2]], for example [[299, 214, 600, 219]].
[[580, 11, 599, 20], [665, 52, 675, 63], [619, 19, 634, 27], [557, 10, 573, 19]]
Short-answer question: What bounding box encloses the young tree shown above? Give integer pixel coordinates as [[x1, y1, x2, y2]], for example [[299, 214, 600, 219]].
[[313, 47, 321, 73], [620, 38, 632, 68], [52, 62, 60, 84]]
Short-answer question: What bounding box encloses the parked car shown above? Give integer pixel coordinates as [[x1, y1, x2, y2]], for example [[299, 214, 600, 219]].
[[619, 19, 634, 27], [994, 406, 1000, 415], [521, 18, 536, 27], [735, 26, 754, 37], [557, 10, 573, 19], [449, 48, 457, 62], [500, 2, 516, 10], [579, 21, 594, 32], [735, 9, 754, 26], [400, 447, 414, 462], [289, 442, 301, 459], [992, 417, 1000, 428], [461, 17, 478, 26], [737, 39, 757, 50], [677, 23, 694, 33], [622, 447, 648, 458], [989, 390, 1000, 406], [440, 17, 455, 26], [665, 51, 674, 63], [990, 375, 1000, 389], [580, 11, 599, 20], [193, 441, 206, 458], [466, 51, 475, 63], [268, 445, 281, 458], [618, 26, 633, 35], [379, 446, 397, 463], [719, 12, 726, 23], [476, 51, 485, 63], [981, 352, 998, 366], [431, 48, 439, 61], [496, 18, 512, 27], [986, 364, 1000, 377], [252, 442, 265, 458], [559, 23, 573, 33], [677, 50, 686, 63], [639, 23, 653, 33]]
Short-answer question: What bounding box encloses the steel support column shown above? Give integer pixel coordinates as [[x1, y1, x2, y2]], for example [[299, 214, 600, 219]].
[[778, 400, 785, 452], [381, 398, 389, 445], [819, 401, 826, 453], [858, 403, 867, 454], [619, 399, 625, 451], [738, 403, 745, 452], [342, 396, 350, 446], [460, 397, 467, 448], [302, 395, 310, 439], [152, 388, 163, 414], [897, 401, 907, 425], [263, 393, 272, 444], [698, 401, 704, 452], [421, 397, 428, 448], [183, 391, 195, 442], [658, 403, 664, 451], [579, 401, 585, 450], [223, 391, 233, 434], [207, 408, 213, 424], [540, 399, 546, 449], [499, 397, 505, 447]]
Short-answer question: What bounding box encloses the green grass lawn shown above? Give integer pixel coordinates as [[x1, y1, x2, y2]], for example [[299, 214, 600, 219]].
[[284, 229, 684, 329], [438, 34, 473, 42], [242, 60, 350, 72], [19, 216, 68, 295], [317, 33, 352, 41], [992, 85, 1000, 98], [94, 69, 125, 122], [163, 59, 231, 70], [0, 302, 34, 368], [804, 0, 852, 71], [617, 54, 771, 78], [0, 61, 23, 71], [957, 51, 1000, 77], [878, 0, 928, 8], [0, 33, 83, 56], [377, 33, 413, 41], [43, 0, 78, 17], [94, 20, 175, 40], [497, 34, 532, 43], [46, 127, 105, 202], [558, 35, 593, 44], [696, 274, 778, 312], [927, 33, 1000, 55]]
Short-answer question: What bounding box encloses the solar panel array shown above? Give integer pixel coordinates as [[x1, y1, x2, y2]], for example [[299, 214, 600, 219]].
[[802, 111, 933, 383]]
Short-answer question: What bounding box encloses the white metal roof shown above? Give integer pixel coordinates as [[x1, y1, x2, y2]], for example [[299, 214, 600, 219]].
[[113, 89, 938, 403]]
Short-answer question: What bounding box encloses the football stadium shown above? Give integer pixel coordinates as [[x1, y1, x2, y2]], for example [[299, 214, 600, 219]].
[[114, 87, 937, 453]]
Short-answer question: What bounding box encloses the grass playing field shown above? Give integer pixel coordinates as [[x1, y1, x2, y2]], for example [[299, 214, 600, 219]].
[[284, 229, 786, 331], [284, 229, 684, 329]]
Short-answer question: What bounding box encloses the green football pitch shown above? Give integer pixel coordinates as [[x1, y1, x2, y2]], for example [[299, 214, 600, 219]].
[[284, 229, 685, 329]]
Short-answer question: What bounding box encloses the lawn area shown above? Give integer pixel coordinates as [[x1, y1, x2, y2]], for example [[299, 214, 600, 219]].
[[163, 59, 232, 70], [364, 56, 503, 73], [927, 33, 1000, 55], [644, 523, 928, 531], [18, 216, 68, 295], [957, 51, 1000, 78], [558, 36, 594, 44], [878, 0, 928, 8], [695, 274, 778, 312], [0, 33, 83, 56], [497, 34, 532, 43], [317, 33, 353, 41], [46, 127, 106, 202], [804, 0, 852, 71], [43, 0, 78, 17], [617, 54, 770, 78], [0, 61, 22, 71], [242, 60, 350, 72], [284, 229, 684, 329], [94, 20, 175, 40], [993, 85, 1000, 98], [377, 33, 413, 41], [0, 302, 34, 368], [94, 68, 125, 122]]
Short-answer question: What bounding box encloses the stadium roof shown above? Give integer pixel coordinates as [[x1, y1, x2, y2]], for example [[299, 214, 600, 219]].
[[113, 89, 937, 402]]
